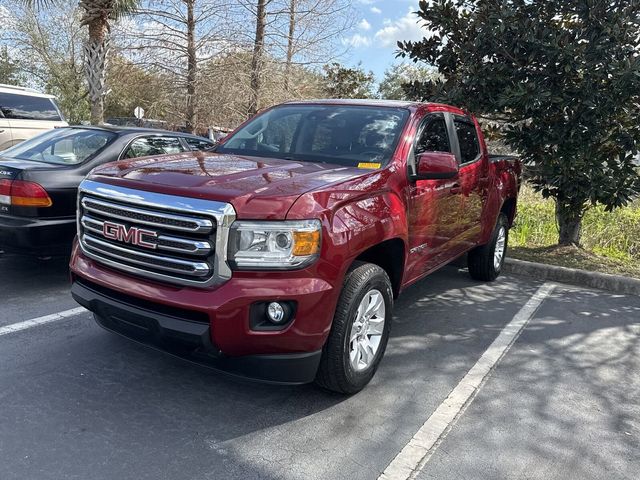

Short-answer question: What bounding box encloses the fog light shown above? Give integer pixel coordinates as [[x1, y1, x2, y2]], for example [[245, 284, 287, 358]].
[[267, 302, 285, 323]]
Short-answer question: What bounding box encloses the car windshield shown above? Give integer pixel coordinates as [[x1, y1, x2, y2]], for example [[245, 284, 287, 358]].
[[2, 128, 117, 165], [216, 104, 410, 168]]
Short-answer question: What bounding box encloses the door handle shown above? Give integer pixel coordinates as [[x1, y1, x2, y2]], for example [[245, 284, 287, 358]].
[[0, 129, 5, 133], [450, 183, 461, 194]]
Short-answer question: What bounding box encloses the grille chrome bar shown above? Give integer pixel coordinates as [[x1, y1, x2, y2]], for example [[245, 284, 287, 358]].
[[81, 197, 214, 234], [83, 234, 211, 277], [77, 180, 236, 288], [81, 216, 213, 256]]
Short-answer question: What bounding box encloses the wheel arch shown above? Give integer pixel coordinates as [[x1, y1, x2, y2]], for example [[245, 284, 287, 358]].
[[350, 238, 406, 299], [500, 197, 517, 227]]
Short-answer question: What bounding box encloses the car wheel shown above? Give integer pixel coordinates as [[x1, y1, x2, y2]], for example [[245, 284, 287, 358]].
[[468, 213, 509, 282], [315, 261, 393, 394]]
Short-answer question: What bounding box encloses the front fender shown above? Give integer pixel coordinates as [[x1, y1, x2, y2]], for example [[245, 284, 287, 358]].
[[287, 181, 408, 282], [334, 191, 408, 258]]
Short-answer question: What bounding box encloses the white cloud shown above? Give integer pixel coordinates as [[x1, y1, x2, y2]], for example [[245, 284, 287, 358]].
[[370, 7, 382, 14], [342, 33, 372, 48], [374, 9, 426, 48], [358, 19, 372, 31]]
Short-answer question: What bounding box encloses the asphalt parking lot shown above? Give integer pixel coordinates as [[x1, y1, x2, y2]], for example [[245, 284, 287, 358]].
[[1, 253, 638, 480]]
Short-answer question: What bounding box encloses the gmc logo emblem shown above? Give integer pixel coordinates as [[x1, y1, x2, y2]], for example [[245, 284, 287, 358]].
[[102, 221, 158, 249]]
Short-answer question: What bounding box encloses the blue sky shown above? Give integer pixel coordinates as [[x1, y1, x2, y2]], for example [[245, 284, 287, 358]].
[[343, 1, 426, 81]]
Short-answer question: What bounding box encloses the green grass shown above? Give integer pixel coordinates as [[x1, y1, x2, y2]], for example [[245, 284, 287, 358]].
[[510, 185, 640, 278]]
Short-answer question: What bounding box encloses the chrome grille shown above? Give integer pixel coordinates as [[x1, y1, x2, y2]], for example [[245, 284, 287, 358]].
[[81, 197, 213, 233], [77, 180, 236, 287]]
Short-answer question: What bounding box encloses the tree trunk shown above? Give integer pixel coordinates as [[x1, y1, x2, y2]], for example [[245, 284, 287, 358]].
[[555, 200, 584, 246], [185, 0, 197, 133], [249, 0, 267, 116], [284, 0, 296, 94], [85, 18, 109, 125]]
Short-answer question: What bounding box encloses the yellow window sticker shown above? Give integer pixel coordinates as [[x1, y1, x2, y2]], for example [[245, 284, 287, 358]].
[[357, 162, 381, 169]]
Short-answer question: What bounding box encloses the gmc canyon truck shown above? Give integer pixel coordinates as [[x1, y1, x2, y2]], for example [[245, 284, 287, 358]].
[[69, 100, 520, 394]]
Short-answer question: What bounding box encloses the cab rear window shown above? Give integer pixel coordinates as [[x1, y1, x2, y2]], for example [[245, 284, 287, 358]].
[[0, 93, 63, 121]]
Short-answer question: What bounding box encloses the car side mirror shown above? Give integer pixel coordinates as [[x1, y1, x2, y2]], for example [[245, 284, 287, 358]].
[[414, 152, 459, 180]]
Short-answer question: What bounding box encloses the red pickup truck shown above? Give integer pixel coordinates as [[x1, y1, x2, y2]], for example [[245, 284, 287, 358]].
[[70, 100, 520, 393]]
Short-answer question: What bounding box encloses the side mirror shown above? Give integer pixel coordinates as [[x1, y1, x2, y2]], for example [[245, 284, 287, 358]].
[[414, 152, 459, 180]]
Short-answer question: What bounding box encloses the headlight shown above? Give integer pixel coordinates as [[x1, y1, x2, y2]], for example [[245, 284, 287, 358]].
[[228, 220, 322, 270]]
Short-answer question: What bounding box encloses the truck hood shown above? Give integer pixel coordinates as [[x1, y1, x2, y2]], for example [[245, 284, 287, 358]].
[[89, 151, 367, 219]]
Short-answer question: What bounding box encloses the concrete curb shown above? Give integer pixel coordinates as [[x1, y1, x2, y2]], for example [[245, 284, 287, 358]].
[[503, 258, 640, 296]]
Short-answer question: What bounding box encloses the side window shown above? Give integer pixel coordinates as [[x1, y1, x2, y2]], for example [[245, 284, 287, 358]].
[[184, 137, 214, 151], [0, 93, 62, 121], [454, 119, 480, 164], [124, 136, 186, 158], [416, 117, 451, 154]]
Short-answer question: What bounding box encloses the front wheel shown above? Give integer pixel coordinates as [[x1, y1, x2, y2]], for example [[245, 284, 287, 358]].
[[467, 213, 509, 282], [315, 261, 393, 394]]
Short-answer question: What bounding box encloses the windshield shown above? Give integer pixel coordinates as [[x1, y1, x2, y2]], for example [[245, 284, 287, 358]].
[[2, 128, 116, 165], [217, 104, 410, 168]]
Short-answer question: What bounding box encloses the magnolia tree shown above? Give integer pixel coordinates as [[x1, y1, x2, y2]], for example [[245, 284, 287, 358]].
[[323, 62, 375, 99], [399, 0, 640, 246]]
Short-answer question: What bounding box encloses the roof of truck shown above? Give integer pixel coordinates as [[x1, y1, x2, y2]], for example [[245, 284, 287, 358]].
[[284, 99, 425, 108]]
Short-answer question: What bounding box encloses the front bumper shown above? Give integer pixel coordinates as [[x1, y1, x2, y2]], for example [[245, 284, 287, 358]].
[[71, 279, 322, 384], [0, 214, 75, 256], [70, 244, 342, 384]]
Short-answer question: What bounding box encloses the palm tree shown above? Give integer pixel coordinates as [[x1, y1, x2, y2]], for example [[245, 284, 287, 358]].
[[23, 0, 137, 124]]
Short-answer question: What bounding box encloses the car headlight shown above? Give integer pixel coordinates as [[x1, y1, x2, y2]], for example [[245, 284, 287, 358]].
[[228, 220, 322, 270]]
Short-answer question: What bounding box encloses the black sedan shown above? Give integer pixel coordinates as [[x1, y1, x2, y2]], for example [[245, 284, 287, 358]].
[[0, 126, 215, 256]]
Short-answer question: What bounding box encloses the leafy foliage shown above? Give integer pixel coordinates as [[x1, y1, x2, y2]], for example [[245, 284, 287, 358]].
[[199, 51, 325, 130], [1, 4, 90, 123], [377, 63, 439, 100], [0, 47, 23, 84], [322, 62, 375, 99], [104, 54, 170, 121], [399, 0, 640, 245]]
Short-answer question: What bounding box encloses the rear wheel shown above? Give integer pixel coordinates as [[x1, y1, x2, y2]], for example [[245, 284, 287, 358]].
[[315, 261, 393, 394], [468, 213, 509, 282]]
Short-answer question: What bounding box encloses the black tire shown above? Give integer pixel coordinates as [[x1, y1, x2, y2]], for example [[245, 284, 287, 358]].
[[315, 261, 393, 394], [468, 213, 509, 282]]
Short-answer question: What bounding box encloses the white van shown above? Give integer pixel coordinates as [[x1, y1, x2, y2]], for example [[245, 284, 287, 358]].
[[0, 84, 68, 151]]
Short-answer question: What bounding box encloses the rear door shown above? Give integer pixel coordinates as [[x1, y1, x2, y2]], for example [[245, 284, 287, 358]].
[[405, 112, 463, 282], [452, 115, 488, 247]]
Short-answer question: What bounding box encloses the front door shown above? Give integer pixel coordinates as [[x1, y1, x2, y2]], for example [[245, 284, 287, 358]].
[[405, 113, 463, 283]]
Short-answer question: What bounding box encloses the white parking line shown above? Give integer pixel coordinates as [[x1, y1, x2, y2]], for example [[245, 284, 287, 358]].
[[0, 307, 86, 337], [379, 282, 556, 480]]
